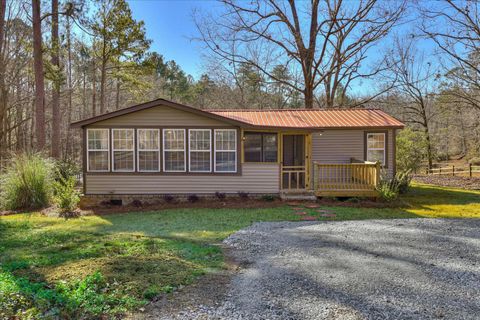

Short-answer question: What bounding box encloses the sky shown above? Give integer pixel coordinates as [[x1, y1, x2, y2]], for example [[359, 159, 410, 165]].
[[127, 0, 217, 79], [126, 0, 442, 93]]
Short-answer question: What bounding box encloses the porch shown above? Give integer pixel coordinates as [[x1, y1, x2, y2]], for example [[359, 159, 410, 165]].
[[281, 159, 381, 198]]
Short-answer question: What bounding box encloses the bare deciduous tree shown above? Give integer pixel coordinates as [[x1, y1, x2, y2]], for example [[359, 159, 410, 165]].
[[194, 0, 406, 108], [421, 0, 480, 110], [384, 39, 441, 169]]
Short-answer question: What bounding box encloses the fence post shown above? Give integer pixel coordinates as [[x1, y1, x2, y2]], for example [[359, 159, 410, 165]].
[[452, 165, 455, 177], [375, 161, 381, 187], [470, 163, 472, 178], [439, 167, 442, 175]]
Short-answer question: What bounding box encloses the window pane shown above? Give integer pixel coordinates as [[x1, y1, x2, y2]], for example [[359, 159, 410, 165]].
[[244, 133, 262, 162], [139, 151, 159, 171], [368, 134, 385, 149], [88, 129, 108, 150], [190, 152, 210, 172], [367, 150, 384, 164], [113, 130, 133, 150], [88, 151, 108, 171], [190, 130, 210, 151], [263, 134, 277, 162], [164, 129, 185, 150], [138, 129, 159, 150], [215, 152, 235, 172], [113, 151, 134, 171], [165, 151, 185, 171], [215, 130, 236, 150]]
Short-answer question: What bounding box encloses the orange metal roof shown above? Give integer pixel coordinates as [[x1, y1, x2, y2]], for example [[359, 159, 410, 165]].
[[209, 108, 404, 129]]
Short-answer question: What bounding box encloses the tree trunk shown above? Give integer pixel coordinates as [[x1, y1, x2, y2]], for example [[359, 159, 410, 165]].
[[304, 86, 314, 109], [100, 59, 106, 114], [65, 14, 73, 158], [0, 0, 6, 158], [51, 0, 61, 158], [92, 60, 96, 116], [115, 79, 120, 110], [32, 0, 46, 150]]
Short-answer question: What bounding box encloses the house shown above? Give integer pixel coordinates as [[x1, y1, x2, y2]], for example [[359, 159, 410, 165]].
[[71, 98, 404, 205]]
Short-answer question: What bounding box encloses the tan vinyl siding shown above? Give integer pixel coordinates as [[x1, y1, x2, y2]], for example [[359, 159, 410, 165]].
[[90, 105, 230, 127], [311, 129, 394, 177], [85, 163, 280, 194]]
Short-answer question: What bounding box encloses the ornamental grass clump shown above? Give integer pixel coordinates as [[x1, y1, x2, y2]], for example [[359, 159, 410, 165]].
[[0, 153, 54, 210]]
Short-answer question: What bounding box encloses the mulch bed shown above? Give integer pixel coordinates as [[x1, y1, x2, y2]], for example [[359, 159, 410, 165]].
[[86, 198, 286, 215], [413, 175, 480, 190]]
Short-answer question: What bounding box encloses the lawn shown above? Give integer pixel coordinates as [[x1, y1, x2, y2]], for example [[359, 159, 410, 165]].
[[1, 183, 479, 318]]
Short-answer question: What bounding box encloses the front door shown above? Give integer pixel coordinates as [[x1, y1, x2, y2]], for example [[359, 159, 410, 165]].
[[282, 134, 306, 190]]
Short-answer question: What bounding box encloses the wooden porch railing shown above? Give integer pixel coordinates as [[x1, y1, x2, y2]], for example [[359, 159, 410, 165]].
[[281, 165, 306, 190], [313, 161, 380, 197]]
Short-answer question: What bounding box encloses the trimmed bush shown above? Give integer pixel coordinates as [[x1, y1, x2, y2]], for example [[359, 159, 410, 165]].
[[237, 191, 249, 199], [261, 194, 276, 202], [53, 175, 80, 214], [187, 194, 199, 203], [0, 153, 54, 210], [215, 191, 226, 200], [163, 194, 175, 203]]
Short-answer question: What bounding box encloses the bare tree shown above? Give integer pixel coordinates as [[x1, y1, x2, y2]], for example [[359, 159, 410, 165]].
[[32, 0, 46, 150], [194, 0, 406, 108], [384, 39, 440, 169], [421, 0, 480, 110]]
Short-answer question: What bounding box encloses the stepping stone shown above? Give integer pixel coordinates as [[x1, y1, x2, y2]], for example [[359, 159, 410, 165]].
[[305, 204, 320, 209], [292, 207, 304, 211], [301, 216, 317, 221], [320, 213, 337, 218], [287, 202, 301, 206], [294, 211, 308, 215], [317, 209, 332, 214]]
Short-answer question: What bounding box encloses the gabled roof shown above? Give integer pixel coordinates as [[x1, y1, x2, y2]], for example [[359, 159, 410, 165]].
[[71, 98, 404, 129], [211, 109, 404, 129], [70, 98, 248, 128]]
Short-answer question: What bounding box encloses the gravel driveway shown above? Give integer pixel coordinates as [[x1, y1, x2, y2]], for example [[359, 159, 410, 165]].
[[147, 219, 480, 320]]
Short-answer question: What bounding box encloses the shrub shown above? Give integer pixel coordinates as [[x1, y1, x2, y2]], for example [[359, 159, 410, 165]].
[[0, 153, 54, 210], [469, 157, 480, 166], [53, 175, 81, 214], [215, 191, 226, 200], [396, 128, 428, 172], [237, 191, 249, 199], [53, 158, 81, 182], [131, 199, 142, 207], [261, 194, 276, 202], [163, 194, 175, 203], [187, 194, 199, 203], [376, 170, 412, 201]]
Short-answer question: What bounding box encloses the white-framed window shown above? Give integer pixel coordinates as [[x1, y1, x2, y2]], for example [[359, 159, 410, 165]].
[[366, 132, 386, 165], [189, 129, 211, 172], [112, 129, 135, 172], [87, 128, 110, 172], [163, 129, 186, 172], [214, 129, 237, 173], [137, 129, 160, 172]]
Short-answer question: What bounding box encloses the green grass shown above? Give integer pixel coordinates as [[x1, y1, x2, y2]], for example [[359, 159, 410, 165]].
[[1, 183, 479, 318]]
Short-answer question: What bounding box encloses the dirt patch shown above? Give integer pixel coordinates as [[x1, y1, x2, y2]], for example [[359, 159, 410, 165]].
[[413, 175, 480, 190], [135, 247, 239, 320]]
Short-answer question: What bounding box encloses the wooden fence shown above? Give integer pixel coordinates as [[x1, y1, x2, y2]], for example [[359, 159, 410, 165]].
[[426, 164, 480, 177]]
